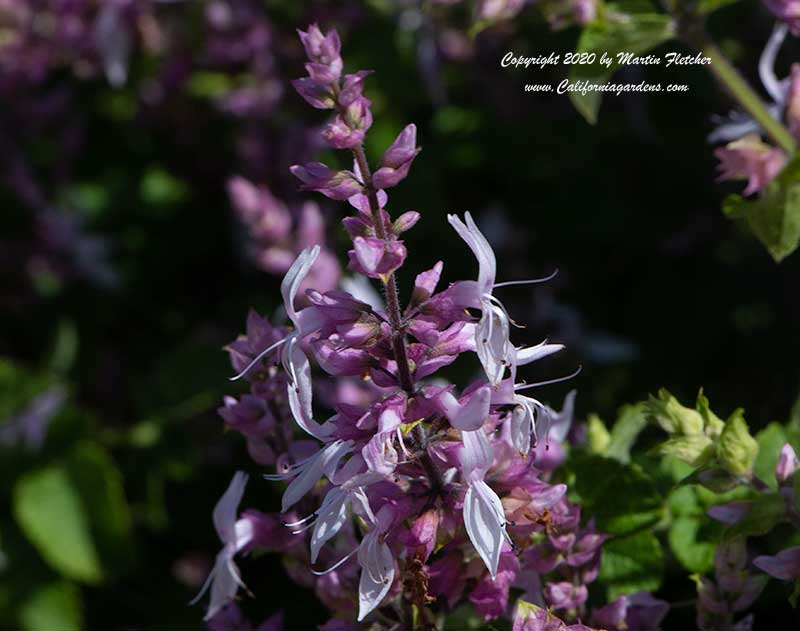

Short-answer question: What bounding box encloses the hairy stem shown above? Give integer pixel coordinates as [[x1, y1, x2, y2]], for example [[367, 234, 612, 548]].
[[678, 19, 796, 155], [350, 144, 416, 394]]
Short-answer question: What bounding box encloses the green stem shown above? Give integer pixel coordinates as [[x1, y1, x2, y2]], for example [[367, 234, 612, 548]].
[[680, 23, 796, 155]]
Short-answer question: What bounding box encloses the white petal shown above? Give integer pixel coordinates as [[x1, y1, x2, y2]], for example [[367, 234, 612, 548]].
[[448, 213, 496, 293], [284, 340, 332, 440], [280, 451, 325, 513], [204, 547, 243, 620], [280, 245, 320, 329], [310, 488, 350, 563], [357, 533, 395, 621], [510, 404, 532, 454], [548, 390, 576, 444], [463, 480, 506, 579], [515, 343, 564, 366], [475, 307, 508, 387], [212, 471, 248, 543], [460, 429, 494, 481]]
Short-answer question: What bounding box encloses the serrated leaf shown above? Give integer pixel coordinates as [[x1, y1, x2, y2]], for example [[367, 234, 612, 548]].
[[569, 14, 675, 123], [19, 581, 84, 631], [13, 466, 102, 583], [568, 453, 663, 535], [723, 157, 800, 262], [600, 530, 664, 600]]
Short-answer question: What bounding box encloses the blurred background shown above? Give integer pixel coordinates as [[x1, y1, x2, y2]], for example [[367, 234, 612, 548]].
[[1, 0, 799, 629]]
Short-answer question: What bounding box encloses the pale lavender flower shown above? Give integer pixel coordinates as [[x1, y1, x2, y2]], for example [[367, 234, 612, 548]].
[[192, 472, 253, 620]]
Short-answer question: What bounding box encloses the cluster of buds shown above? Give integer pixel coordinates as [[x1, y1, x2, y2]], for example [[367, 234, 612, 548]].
[[694, 540, 767, 631], [711, 22, 800, 195], [522, 501, 607, 617], [188, 22, 646, 629], [226, 177, 341, 293]]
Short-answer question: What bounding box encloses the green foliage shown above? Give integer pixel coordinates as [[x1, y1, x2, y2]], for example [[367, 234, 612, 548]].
[[568, 452, 663, 536], [600, 530, 664, 600], [19, 581, 84, 631], [725, 492, 786, 540], [569, 12, 675, 124], [606, 404, 649, 463], [723, 157, 800, 262], [13, 466, 103, 584], [754, 423, 790, 488]]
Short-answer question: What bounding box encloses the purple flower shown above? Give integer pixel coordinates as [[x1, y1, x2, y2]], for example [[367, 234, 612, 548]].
[[470, 551, 520, 620], [753, 546, 800, 580], [714, 134, 787, 195], [372, 124, 421, 189], [763, 0, 800, 35]]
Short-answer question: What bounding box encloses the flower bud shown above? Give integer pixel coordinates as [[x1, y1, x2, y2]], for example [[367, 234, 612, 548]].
[[338, 70, 372, 107], [372, 124, 421, 189], [776, 443, 799, 486], [717, 410, 758, 476], [348, 236, 407, 279], [648, 388, 704, 436], [292, 77, 335, 109], [392, 211, 421, 235], [290, 162, 363, 200]]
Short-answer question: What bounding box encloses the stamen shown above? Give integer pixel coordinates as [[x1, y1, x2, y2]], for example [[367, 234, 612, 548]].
[[310, 546, 359, 575], [494, 268, 559, 288], [759, 23, 789, 105], [282, 512, 318, 527], [229, 336, 288, 381], [514, 365, 582, 392]]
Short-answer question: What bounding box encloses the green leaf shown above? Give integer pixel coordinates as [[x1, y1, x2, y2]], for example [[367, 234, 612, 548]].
[[600, 530, 664, 600], [587, 414, 611, 454], [607, 403, 649, 463], [569, 14, 675, 124], [66, 442, 133, 570], [568, 453, 663, 535], [726, 491, 785, 540], [723, 157, 800, 262], [19, 581, 84, 631], [696, 0, 743, 15], [717, 410, 758, 476], [13, 466, 102, 583], [754, 423, 789, 488], [668, 516, 716, 573]]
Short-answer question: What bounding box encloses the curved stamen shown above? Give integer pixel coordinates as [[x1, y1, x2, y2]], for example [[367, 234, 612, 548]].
[[514, 365, 582, 392], [494, 268, 559, 288], [229, 336, 288, 381], [282, 511, 318, 528], [759, 23, 789, 105], [310, 546, 359, 576]]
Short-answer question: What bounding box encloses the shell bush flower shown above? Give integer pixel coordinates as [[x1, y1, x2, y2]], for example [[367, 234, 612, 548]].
[[196, 22, 670, 630]]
